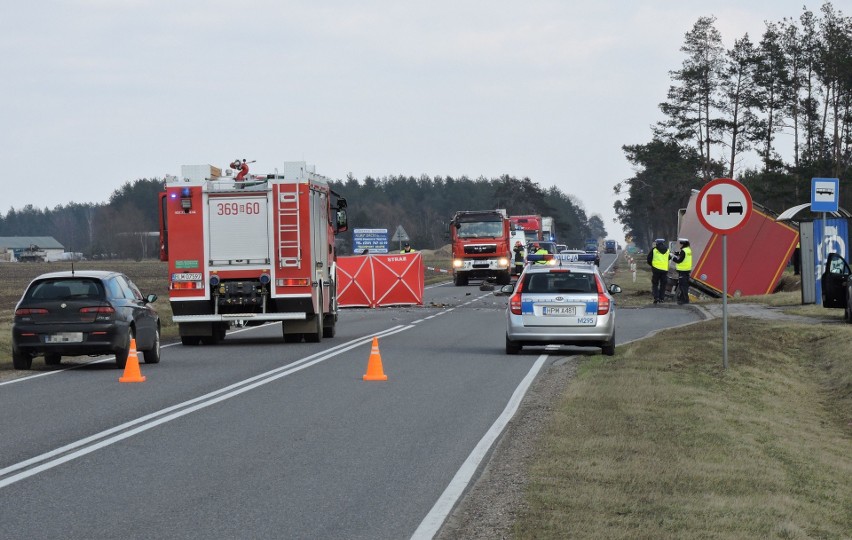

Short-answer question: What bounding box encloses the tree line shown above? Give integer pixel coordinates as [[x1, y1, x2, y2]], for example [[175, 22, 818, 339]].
[[0, 174, 609, 259], [0, 179, 164, 260], [615, 2, 852, 249], [330, 173, 607, 253]]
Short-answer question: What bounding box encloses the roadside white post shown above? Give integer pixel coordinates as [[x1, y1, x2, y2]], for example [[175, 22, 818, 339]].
[[722, 235, 728, 369]]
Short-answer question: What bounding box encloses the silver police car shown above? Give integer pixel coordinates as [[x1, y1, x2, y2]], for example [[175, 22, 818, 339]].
[[502, 254, 621, 355]]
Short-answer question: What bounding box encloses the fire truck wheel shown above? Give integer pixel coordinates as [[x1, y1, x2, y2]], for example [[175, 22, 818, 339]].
[[217, 324, 228, 341], [454, 273, 469, 286], [283, 333, 302, 343], [200, 334, 220, 345], [144, 327, 161, 364], [305, 315, 323, 343], [322, 314, 336, 338]]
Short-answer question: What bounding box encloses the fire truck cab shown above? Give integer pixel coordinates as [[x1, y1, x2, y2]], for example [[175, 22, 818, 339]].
[[159, 162, 348, 345]]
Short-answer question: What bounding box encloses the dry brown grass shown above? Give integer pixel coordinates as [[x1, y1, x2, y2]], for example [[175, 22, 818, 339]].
[[514, 317, 852, 538]]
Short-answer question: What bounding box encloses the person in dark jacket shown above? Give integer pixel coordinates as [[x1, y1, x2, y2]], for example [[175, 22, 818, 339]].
[[646, 238, 669, 304], [512, 241, 525, 275]]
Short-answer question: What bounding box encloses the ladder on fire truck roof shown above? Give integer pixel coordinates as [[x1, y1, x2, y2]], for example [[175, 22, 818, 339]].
[[278, 184, 301, 268]]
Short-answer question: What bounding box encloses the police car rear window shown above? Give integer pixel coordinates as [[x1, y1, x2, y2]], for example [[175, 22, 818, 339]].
[[524, 272, 595, 294]]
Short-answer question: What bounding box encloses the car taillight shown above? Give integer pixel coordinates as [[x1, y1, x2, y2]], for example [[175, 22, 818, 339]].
[[80, 306, 116, 314], [595, 275, 610, 315], [510, 293, 523, 315], [509, 276, 525, 315], [80, 306, 116, 321], [15, 308, 48, 316]]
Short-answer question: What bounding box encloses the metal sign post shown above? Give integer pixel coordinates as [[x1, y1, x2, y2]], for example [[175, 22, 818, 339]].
[[695, 179, 753, 369], [722, 235, 728, 369]]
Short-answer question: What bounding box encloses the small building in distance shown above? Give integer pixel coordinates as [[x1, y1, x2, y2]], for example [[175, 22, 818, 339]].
[[0, 236, 65, 262]]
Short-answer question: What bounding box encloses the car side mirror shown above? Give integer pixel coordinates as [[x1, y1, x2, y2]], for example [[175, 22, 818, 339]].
[[499, 284, 515, 295], [608, 284, 622, 294], [146, 294, 158, 303]]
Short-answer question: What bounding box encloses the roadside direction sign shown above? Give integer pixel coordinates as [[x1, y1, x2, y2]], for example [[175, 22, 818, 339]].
[[811, 178, 839, 212], [353, 228, 388, 254], [695, 178, 753, 235]]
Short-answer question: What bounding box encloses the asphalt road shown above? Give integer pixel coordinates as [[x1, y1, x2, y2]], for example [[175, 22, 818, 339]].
[[0, 262, 702, 539]]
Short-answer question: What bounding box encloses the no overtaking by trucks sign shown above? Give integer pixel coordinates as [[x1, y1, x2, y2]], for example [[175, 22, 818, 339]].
[[694, 177, 753, 370], [695, 178, 753, 234]]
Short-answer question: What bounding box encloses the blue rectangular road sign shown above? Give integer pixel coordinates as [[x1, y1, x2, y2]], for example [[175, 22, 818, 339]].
[[353, 228, 388, 254], [811, 178, 839, 212]]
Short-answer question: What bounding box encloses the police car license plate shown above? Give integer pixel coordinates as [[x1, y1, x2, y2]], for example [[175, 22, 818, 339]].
[[46, 332, 83, 343], [543, 306, 576, 316]]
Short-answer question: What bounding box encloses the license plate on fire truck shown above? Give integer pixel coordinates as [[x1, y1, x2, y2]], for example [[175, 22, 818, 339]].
[[172, 273, 202, 281]]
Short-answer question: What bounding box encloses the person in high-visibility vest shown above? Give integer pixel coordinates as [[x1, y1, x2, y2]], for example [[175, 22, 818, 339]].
[[646, 238, 670, 304], [530, 243, 549, 265], [400, 242, 416, 254], [670, 238, 693, 305]]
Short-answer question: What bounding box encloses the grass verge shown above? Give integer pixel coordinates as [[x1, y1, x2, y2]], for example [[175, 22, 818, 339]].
[[513, 317, 852, 538]]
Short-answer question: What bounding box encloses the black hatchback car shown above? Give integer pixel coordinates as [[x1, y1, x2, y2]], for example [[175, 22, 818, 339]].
[[12, 270, 160, 370]]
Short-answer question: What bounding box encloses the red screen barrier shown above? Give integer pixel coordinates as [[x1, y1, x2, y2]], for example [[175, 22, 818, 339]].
[[337, 253, 424, 307]]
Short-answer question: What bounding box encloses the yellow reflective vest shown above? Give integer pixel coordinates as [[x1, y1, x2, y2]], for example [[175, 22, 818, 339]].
[[651, 248, 669, 271], [676, 247, 692, 271]]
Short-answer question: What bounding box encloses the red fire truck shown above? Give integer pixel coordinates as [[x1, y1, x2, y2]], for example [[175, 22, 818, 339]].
[[158, 162, 348, 345], [449, 210, 513, 286]]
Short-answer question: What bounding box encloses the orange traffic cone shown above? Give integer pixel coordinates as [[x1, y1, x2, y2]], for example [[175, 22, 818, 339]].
[[119, 338, 146, 383], [363, 337, 388, 381]]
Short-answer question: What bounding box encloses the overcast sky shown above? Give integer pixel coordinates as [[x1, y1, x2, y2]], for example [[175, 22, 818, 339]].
[[1, 0, 819, 239]]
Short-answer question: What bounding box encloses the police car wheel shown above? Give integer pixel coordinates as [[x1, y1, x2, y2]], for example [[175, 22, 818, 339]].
[[505, 335, 521, 355]]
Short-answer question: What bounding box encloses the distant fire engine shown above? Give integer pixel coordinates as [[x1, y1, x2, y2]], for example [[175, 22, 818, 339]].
[[159, 162, 348, 345]]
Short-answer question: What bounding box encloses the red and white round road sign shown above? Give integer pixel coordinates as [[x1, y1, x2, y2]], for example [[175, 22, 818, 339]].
[[695, 178, 753, 234]]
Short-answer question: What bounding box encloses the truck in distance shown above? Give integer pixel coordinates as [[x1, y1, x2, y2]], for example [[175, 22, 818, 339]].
[[449, 210, 513, 286]]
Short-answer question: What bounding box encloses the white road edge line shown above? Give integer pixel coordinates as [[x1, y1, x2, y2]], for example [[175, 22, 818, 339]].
[[411, 354, 549, 540]]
